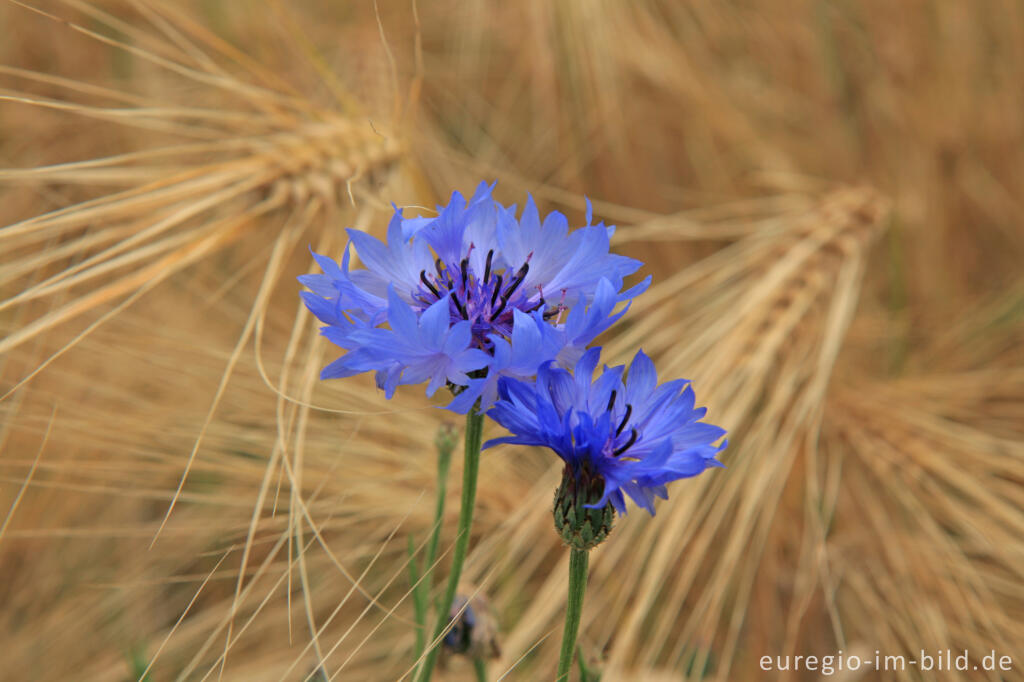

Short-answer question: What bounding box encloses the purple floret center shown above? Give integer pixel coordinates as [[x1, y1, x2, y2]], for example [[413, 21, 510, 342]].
[[413, 247, 567, 351]]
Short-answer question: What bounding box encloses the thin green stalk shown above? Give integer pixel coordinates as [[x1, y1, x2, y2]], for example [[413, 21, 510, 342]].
[[408, 536, 427, 658], [473, 658, 488, 681], [577, 648, 592, 682], [415, 407, 484, 682], [556, 548, 590, 681], [412, 426, 456, 661], [423, 428, 454, 574]]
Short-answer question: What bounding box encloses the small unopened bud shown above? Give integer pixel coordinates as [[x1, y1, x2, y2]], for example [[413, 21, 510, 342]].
[[434, 422, 458, 456], [443, 591, 501, 661], [553, 465, 615, 550]]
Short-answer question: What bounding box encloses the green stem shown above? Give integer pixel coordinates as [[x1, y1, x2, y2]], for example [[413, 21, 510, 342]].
[[412, 427, 455, 661], [423, 435, 453, 576], [576, 647, 590, 682], [408, 536, 426, 659], [415, 407, 485, 682], [473, 658, 488, 682], [556, 548, 590, 681]]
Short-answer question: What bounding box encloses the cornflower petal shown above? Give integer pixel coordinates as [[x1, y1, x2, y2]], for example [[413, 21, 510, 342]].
[[386, 285, 421, 340]]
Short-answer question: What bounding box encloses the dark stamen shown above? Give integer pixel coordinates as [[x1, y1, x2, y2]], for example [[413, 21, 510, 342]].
[[606, 390, 617, 412], [543, 306, 563, 320], [613, 428, 638, 456], [419, 270, 440, 298], [503, 263, 530, 301], [483, 249, 494, 284], [525, 296, 546, 313], [490, 274, 503, 307], [491, 263, 530, 319], [616, 404, 633, 435], [460, 258, 469, 289], [490, 299, 508, 320], [434, 259, 451, 288], [452, 295, 469, 320]]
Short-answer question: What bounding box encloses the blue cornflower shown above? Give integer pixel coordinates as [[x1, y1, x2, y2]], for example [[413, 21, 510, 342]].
[[484, 347, 726, 526], [299, 182, 649, 411]]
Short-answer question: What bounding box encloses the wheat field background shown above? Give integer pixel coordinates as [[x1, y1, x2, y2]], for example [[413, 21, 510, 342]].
[[1, 1, 1022, 681]]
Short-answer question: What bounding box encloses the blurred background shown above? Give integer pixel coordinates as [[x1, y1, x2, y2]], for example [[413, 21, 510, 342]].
[[1, 1, 1021, 680]]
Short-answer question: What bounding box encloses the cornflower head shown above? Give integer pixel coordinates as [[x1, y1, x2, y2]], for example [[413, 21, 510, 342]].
[[299, 182, 649, 412], [484, 347, 726, 549]]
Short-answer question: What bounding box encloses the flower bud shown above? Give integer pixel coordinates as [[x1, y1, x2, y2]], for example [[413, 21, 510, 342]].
[[553, 465, 615, 551], [434, 422, 458, 456]]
